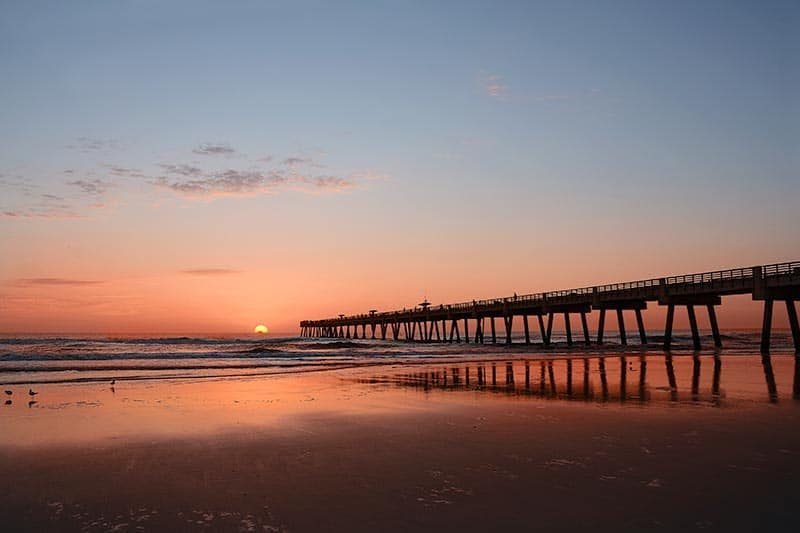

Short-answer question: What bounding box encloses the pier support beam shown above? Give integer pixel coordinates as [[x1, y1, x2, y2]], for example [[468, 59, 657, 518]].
[[504, 315, 514, 345], [687, 305, 701, 350], [788, 300, 800, 353], [564, 313, 572, 346], [616, 309, 627, 346], [664, 305, 675, 350], [761, 299, 773, 354], [635, 308, 647, 345], [539, 314, 550, 346], [523, 315, 531, 344], [491, 317, 497, 344], [594, 302, 646, 345], [659, 295, 721, 351], [597, 308, 606, 344], [580, 312, 590, 345], [707, 304, 721, 348], [474, 317, 484, 344], [449, 320, 461, 343]]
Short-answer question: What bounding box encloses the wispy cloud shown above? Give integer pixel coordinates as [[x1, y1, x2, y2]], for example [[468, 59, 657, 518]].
[[154, 169, 288, 196], [294, 176, 357, 191], [192, 143, 236, 156], [153, 165, 358, 198], [282, 156, 312, 167], [180, 268, 242, 276], [1, 173, 113, 219], [66, 137, 121, 152], [1, 188, 87, 219], [484, 74, 508, 98], [13, 278, 104, 286], [158, 164, 204, 177], [2, 141, 387, 219], [105, 165, 147, 179], [1, 208, 85, 220], [67, 179, 113, 196]]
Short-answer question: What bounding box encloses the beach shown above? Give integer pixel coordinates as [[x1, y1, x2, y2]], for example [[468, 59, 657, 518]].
[[2, 342, 800, 532]]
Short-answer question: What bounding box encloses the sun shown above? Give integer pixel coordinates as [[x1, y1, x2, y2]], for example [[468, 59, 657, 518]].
[[254, 324, 269, 335]]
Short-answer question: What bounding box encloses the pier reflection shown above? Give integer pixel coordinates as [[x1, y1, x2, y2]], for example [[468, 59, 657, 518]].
[[369, 354, 800, 407]]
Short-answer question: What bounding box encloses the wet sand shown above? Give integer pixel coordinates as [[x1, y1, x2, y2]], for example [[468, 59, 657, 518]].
[[2, 354, 800, 531]]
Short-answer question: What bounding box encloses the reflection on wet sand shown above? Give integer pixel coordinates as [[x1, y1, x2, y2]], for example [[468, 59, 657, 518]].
[[370, 354, 800, 406]]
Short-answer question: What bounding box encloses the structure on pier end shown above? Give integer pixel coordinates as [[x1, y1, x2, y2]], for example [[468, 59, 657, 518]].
[[299, 261, 800, 353]]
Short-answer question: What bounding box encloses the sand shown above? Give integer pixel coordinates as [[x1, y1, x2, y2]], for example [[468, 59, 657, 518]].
[[2, 354, 799, 532]]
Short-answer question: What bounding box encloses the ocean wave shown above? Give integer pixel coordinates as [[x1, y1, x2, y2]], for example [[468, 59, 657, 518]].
[[291, 341, 366, 350]]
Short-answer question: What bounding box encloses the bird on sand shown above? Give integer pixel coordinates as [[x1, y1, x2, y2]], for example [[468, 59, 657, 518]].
[[4, 390, 11, 396], [28, 388, 38, 397]]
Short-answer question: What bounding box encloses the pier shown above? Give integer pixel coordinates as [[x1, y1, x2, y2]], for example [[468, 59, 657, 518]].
[[300, 261, 800, 353]]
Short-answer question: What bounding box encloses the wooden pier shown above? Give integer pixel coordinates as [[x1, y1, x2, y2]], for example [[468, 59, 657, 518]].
[[300, 261, 800, 353]]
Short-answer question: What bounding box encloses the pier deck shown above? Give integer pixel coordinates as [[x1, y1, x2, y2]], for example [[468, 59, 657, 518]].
[[300, 261, 800, 352]]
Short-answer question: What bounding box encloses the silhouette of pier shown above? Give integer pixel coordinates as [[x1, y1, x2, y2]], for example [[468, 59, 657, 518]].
[[301, 261, 800, 353]]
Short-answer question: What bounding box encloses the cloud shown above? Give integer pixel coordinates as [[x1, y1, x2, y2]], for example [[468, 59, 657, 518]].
[[41, 193, 65, 201], [294, 175, 356, 191], [1, 198, 86, 219], [154, 166, 361, 198], [154, 169, 289, 196], [180, 269, 242, 276], [0, 175, 112, 219], [0, 176, 36, 194], [66, 137, 121, 152], [2, 141, 387, 219], [483, 74, 507, 98], [13, 278, 103, 286], [67, 179, 113, 196], [192, 143, 236, 156], [105, 166, 147, 179], [282, 156, 312, 166], [158, 164, 204, 177], [350, 170, 390, 181]]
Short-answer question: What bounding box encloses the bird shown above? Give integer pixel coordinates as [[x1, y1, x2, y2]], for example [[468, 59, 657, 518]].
[[4, 390, 11, 396], [28, 388, 38, 397]]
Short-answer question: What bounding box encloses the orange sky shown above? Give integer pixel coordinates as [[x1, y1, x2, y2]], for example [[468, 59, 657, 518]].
[[0, 207, 794, 335]]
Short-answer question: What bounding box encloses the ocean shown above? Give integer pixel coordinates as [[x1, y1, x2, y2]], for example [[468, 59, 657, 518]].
[[0, 330, 795, 386]]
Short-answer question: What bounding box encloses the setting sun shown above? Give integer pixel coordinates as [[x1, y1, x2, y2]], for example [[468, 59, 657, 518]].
[[254, 324, 269, 335]]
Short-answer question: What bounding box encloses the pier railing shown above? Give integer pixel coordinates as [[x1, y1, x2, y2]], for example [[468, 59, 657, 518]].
[[316, 261, 797, 322]]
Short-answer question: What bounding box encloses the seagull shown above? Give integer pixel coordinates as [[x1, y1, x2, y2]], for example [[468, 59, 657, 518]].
[[28, 388, 38, 397], [4, 390, 11, 396]]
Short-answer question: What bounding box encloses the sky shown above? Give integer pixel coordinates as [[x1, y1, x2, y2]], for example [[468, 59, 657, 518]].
[[0, 0, 798, 335]]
